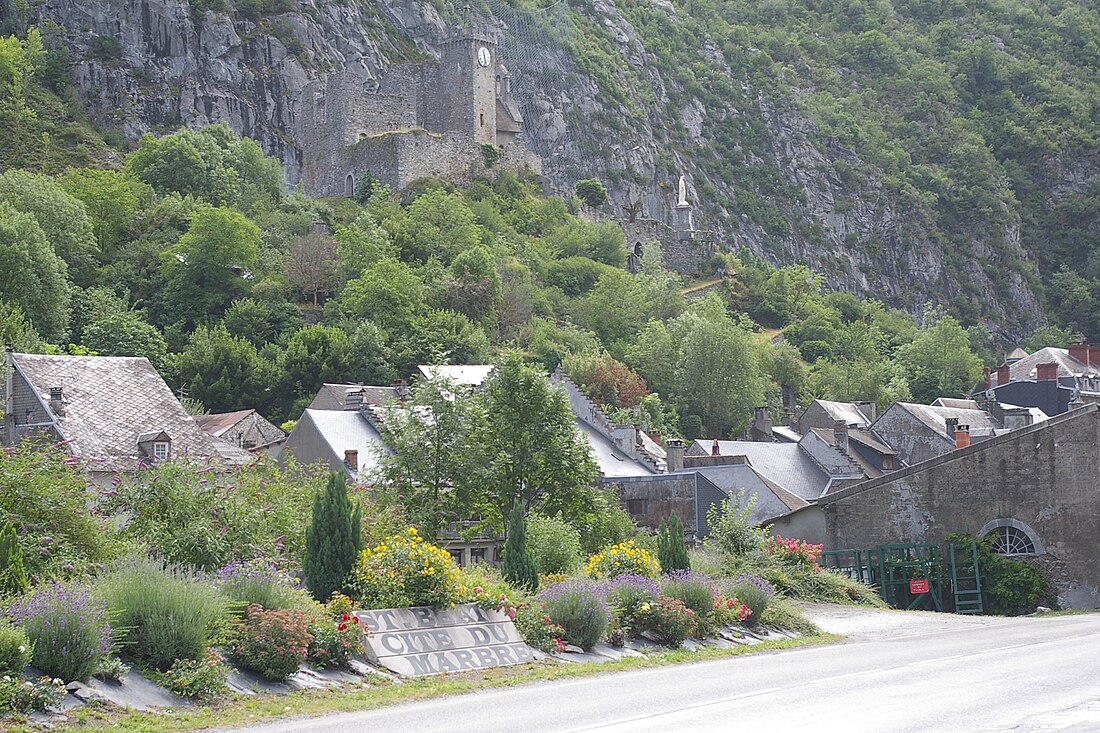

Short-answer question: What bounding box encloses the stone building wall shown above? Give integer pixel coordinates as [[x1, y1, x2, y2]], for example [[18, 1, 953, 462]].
[[817, 405, 1100, 608], [621, 218, 715, 278]]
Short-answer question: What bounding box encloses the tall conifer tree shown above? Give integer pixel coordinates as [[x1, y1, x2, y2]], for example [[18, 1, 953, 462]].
[[303, 473, 362, 602]]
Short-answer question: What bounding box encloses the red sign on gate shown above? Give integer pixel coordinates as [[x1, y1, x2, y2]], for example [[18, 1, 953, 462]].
[[909, 578, 930, 594]]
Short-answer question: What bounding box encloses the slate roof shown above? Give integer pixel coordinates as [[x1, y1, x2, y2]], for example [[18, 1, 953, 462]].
[[308, 384, 401, 411], [814, 400, 874, 427], [685, 440, 830, 501], [417, 365, 495, 387], [931, 398, 981, 410], [578, 420, 655, 478], [283, 409, 390, 478], [11, 353, 250, 473], [1006, 347, 1099, 381], [885, 403, 1001, 438], [685, 464, 810, 524], [194, 409, 255, 438]]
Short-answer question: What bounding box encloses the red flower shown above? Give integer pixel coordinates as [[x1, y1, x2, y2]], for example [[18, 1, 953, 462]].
[[342, 613, 351, 621], [338, 623, 348, 631]]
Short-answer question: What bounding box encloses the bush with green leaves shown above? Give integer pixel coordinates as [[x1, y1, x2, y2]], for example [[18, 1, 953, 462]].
[[0, 521, 28, 596], [156, 651, 229, 700], [601, 574, 659, 630], [307, 612, 364, 669], [634, 595, 697, 647], [233, 604, 313, 680], [526, 513, 582, 575], [348, 528, 462, 609], [538, 578, 611, 650], [103, 458, 325, 571], [0, 442, 115, 579], [947, 533, 1055, 614], [0, 676, 65, 712], [705, 489, 767, 556], [656, 513, 690, 572], [0, 622, 33, 675], [730, 575, 775, 628], [304, 473, 362, 602], [96, 557, 229, 671], [215, 558, 314, 615], [8, 582, 112, 682], [501, 504, 539, 592], [660, 570, 716, 622]]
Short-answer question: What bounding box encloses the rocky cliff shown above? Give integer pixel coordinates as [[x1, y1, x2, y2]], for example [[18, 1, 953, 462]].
[[3, 0, 1056, 339]]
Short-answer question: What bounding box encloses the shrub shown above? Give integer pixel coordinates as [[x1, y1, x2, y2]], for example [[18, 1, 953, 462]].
[[0, 622, 32, 674], [765, 535, 823, 569], [634, 595, 696, 647], [0, 521, 28, 596], [307, 612, 364, 669], [303, 473, 362, 602], [348, 528, 462, 609], [601, 574, 659, 629], [233, 604, 312, 680], [585, 540, 661, 579], [731, 575, 776, 628], [512, 605, 567, 654], [8, 582, 112, 681], [501, 505, 539, 592], [526, 513, 582, 575], [0, 676, 65, 712], [0, 442, 114, 579], [538, 578, 611, 650], [94, 656, 129, 683], [157, 651, 229, 700], [656, 513, 690, 572], [660, 570, 717, 622], [705, 489, 767, 556], [97, 557, 229, 671], [216, 558, 314, 615]]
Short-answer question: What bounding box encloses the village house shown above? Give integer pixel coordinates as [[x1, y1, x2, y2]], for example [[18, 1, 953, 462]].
[[194, 409, 286, 455], [2, 351, 251, 481]]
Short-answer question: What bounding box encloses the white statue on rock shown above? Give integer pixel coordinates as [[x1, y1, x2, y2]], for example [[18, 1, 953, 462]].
[[677, 175, 688, 207]]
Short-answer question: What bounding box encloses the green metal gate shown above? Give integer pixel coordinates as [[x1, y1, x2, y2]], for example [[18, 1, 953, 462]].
[[821, 542, 983, 614]]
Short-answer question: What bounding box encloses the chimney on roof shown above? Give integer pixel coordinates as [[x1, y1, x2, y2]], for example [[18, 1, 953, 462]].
[[1036, 362, 1058, 382], [996, 365, 1011, 386], [344, 449, 358, 471], [945, 416, 958, 437], [665, 438, 684, 472], [392, 379, 409, 399], [982, 367, 992, 390], [1069, 343, 1089, 364], [634, 424, 643, 446], [955, 424, 971, 449], [856, 400, 876, 424], [750, 406, 773, 442], [833, 420, 849, 454], [711, 438, 720, 456], [345, 390, 363, 411], [48, 386, 64, 417]]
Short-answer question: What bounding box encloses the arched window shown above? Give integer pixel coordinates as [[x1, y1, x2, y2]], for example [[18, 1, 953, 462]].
[[978, 519, 1043, 556], [633, 242, 644, 257], [344, 173, 355, 197]]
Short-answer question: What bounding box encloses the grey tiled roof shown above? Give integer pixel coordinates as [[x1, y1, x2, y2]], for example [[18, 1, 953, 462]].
[[578, 420, 655, 478], [814, 400, 874, 427], [308, 383, 401, 411], [688, 464, 809, 524], [283, 409, 390, 479], [888, 403, 1001, 438], [685, 440, 830, 501], [1007, 347, 1097, 380], [12, 353, 250, 473]]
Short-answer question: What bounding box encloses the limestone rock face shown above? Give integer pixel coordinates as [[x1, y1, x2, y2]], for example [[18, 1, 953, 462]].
[[10, 0, 1044, 337]]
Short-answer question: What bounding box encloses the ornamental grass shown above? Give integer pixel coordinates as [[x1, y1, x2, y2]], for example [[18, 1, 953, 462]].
[[215, 558, 315, 615]]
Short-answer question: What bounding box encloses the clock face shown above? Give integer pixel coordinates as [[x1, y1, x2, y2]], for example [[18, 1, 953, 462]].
[[477, 46, 491, 67]]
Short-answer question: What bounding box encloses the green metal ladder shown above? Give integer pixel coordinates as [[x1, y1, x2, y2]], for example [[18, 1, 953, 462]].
[[948, 542, 984, 614]]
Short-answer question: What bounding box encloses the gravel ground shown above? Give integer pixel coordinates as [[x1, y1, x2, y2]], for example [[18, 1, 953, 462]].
[[798, 601, 1025, 640]]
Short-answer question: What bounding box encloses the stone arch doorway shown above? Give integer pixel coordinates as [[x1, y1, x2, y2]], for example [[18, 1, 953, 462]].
[[977, 518, 1044, 556], [344, 173, 355, 197]]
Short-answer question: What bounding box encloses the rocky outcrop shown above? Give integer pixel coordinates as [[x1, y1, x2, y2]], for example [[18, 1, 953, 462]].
[[8, 0, 1044, 338]]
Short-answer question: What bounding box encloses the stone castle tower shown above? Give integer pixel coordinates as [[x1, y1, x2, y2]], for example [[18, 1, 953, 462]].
[[296, 9, 539, 197], [439, 23, 500, 145]]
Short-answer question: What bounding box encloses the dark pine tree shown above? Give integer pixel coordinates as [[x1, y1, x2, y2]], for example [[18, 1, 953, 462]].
[[657, 512, 690, 572], [501, 503, 539, 593], [303, 473, 362, 602], [0, 521, 27, 596]]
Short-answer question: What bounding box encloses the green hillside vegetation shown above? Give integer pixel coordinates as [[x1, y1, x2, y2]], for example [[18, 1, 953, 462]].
[[0, 30, 1010, 437], [565, 0, 1100, 333]]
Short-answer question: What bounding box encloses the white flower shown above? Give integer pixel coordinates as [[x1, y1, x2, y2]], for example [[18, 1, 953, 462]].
[[2, 675, 10, 682], [16, 645, 25, 653]]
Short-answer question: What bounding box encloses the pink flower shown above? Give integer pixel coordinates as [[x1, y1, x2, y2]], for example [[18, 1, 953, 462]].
[[506, 607, 516, 620], [474, 586, 484, 594]]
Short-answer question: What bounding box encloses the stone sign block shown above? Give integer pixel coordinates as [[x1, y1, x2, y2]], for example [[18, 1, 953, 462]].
[[355, 604, 533, 676]]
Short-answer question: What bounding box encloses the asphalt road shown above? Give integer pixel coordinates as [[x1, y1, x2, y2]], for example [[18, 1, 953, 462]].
[[222, 606, 1100, 733]]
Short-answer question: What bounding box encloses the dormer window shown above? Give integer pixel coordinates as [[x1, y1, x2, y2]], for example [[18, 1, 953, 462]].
[[153, 441, 170, 461], [137, 430, 172, 462]]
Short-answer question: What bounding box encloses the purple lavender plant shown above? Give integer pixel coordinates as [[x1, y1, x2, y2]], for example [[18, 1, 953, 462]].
[[731, 574, 777, 598], [8, 582, 112, 682], [660, 570, 718, 619], [538, 578, 612, 650], [216, 558, 305, 614]]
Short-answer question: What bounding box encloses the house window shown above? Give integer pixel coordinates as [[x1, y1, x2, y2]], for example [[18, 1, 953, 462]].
[[470, 547, 487, 564], [626, 499, 647, 516], [987, 526, 1036, 556], [153, 441, 170, 461]]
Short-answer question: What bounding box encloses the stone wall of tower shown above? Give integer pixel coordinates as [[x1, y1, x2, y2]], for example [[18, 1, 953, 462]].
[[439, 29, 499, 144]]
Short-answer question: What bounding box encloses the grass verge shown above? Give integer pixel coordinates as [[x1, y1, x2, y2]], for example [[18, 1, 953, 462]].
[[9, 633, 842, 732]]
